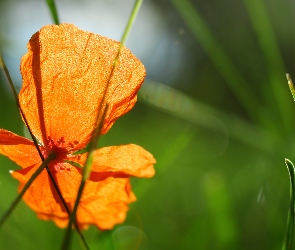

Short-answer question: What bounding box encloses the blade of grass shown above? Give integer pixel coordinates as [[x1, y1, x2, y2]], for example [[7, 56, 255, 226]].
[[61, 105, 108, 250], [45, 0, 60, 25], [0, 54, 89, 249], [0, 55, 43, 158], [139, 81, 276, 153], [243, 0, 290, 133], [61, 1, 144, 249], [287, 74, 295, 102], [283, 159, 295, 250], [0, 152, 56, 227], [170, 0, 261, 123]]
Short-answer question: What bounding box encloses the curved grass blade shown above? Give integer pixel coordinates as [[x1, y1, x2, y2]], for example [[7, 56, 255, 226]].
[[0, 152, 56, 227], [283, 159, 295, 250], [45, 0, 60, 25], [0, 54, 89, 249], [61, 1, 144, 249], [170, 0, 261, 123]]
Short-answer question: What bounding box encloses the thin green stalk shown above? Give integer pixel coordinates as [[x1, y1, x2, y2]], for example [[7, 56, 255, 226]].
[[61, 181, 86, 250], [120, 0, 143, 45], [0, 56, 18, 100], [170, 0, 261, 123], [45, 0, 60, 25], [0, 153, 56, 227], [0, 54, 89, 249], [243, 0, 290, 133], [0, 55, 43, 157], [283, 159, 295, 250], [99, 0, 144, 110], [61, 105, 108, 250], [61, 1, 144, 248]]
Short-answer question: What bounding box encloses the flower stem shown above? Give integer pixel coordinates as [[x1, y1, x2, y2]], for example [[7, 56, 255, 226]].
[[0, 152, 56, 227]]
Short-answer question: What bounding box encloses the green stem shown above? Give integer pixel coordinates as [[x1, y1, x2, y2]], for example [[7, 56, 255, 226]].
[[98, 0, 144, 120], [45, 0, 60, 25], [120, 0, 143, 45], [283, 159, 295, 250], [0, 153, 56, 227], [61, 0, 144, 248], [0, 55, 43, 158], [61, 105, 108, 250]]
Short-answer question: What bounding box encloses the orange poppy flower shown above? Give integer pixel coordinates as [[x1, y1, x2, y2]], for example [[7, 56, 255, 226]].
[[0, 24, 155, 230]]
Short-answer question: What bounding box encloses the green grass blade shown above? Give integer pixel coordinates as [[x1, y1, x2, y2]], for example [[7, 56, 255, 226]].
[[1, 53, 89, 249], [61, 1, 144, 249], [0, 152, 56, 228], [170, 0, 261, 122], [243, 0, 290, 132], [287, 74, 295, 102], [45, 0, 60, 25], [283, 159, 295, 250], [139, 81, 275, 153], [120, 0, 143, 45], [0, 55, 43, 157], [61, 105, 108, 250], [0, 55, 18, 101]]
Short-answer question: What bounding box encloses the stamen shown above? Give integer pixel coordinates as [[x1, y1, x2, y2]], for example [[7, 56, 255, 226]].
[[57, 137, 65, 145]]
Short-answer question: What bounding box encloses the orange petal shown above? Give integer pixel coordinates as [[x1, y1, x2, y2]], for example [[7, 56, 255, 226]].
[[0, 129, 41, 168], [70, 144, 156, 178], [12, 161, 137, 230], [19, 23, 146, 151], [11, 163, 69, 223], [76, 176, 136, 230]]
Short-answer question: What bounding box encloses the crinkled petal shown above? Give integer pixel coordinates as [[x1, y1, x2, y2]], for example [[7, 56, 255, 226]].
[[11, 163, 68, 222], [0, 129, 41, 168], [76, 176, 136, 230], [70, 144, 156, 178], [12, 160, 136, 229], [19, 23, 146, 151]]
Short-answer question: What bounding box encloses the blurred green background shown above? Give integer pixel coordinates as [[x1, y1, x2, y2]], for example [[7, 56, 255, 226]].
[[1, 0, 295, 249]]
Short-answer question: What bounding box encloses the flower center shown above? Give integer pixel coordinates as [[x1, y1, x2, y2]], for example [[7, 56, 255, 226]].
[[43, 136, 77, 172], [46, 136, 68, 159]]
